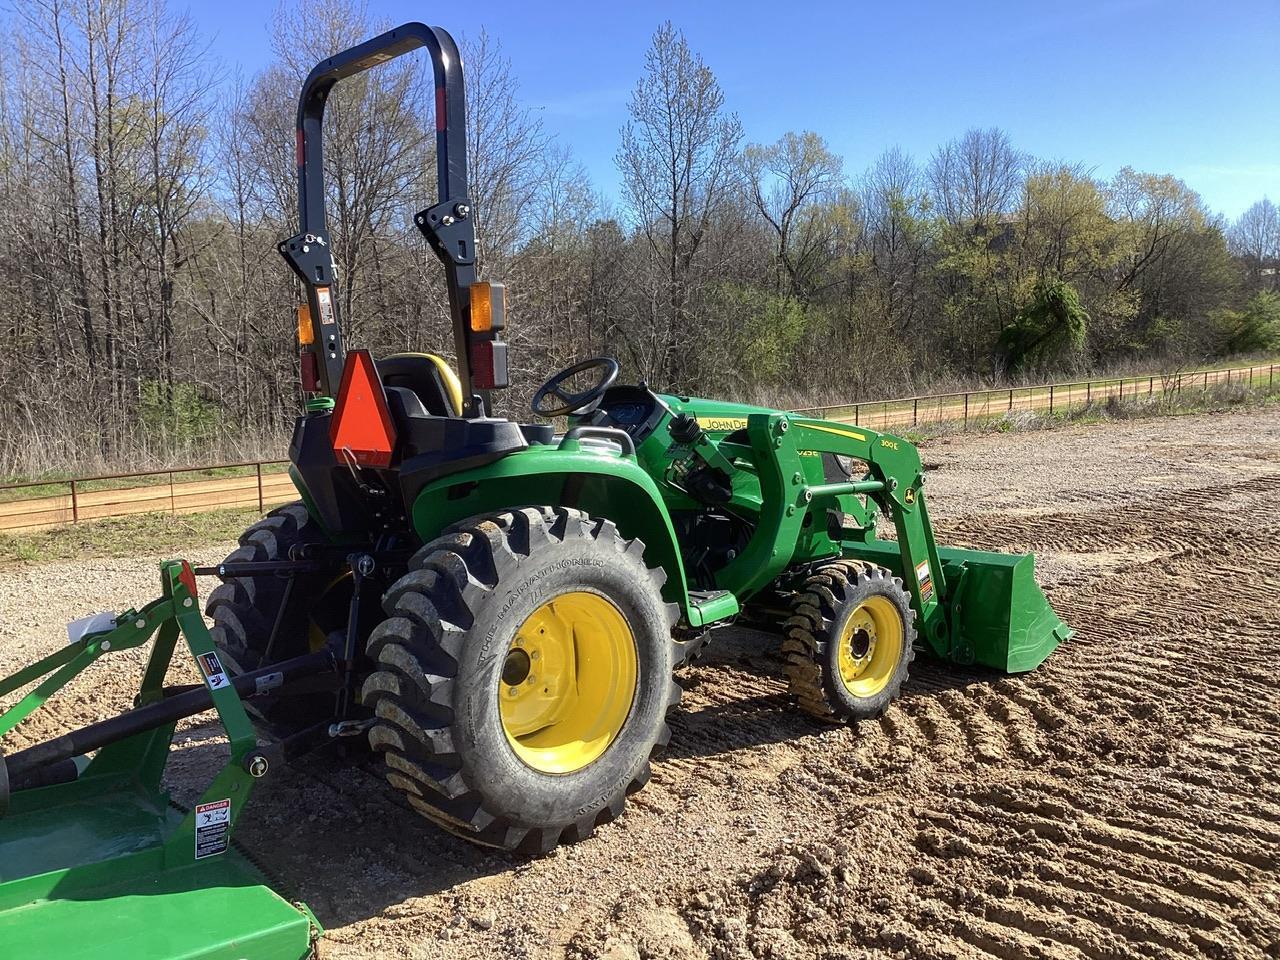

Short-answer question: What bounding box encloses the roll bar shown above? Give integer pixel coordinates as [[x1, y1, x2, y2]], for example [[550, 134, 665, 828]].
[[278, 22, 505, 413]]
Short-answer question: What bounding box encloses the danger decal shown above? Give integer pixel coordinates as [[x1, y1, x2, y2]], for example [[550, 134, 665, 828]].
[[197, 651, 230, 690], [916, 560, 934, 603], [194, 798, 231, 859]]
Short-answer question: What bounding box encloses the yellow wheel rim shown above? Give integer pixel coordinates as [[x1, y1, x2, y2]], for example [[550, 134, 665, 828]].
[[836, 596, 904, 698], [308, 571, 353, 652], [499, 592, 637, 774]]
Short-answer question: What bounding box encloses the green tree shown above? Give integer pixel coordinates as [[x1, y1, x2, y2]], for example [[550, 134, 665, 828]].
[[742, 131, 847, 299], [1211, 291, 1280, 355], [999, 279, 1089, 372]]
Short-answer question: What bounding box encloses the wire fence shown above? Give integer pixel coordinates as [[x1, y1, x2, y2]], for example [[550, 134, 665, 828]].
[[0, 361, 1274, 533], [791, 362, 1278, 432], [0, 461, 294, 533]]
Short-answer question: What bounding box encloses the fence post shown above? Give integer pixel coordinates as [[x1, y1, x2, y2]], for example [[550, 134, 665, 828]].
[[169, 472, 176, 516], [913, 398, 918, 426], [1148, 376, 1153, 397], [1049, 384, 1054, 414], [964, 392, 969, 424], [1204, 371, 1208, 391], [854, 404, 860, 427], [1008, 388, 1013, 411], [70, 479, 79, 523], [1086, 380, 1091, 404], [256, 462, 264, 512], [1270, 364, 1274, 390]]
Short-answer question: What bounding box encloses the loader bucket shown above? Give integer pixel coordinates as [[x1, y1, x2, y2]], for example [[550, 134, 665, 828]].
[[936, 545, 1071, 673], [851, 541, 1070, 673]]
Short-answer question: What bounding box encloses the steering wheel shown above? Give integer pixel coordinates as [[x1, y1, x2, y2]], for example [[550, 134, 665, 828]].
[[530, 357, 620, 417]]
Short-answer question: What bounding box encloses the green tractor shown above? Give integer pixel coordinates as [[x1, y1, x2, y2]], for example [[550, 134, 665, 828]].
[[0, 22, 1068, 958], [206, 22, 1070, 852]]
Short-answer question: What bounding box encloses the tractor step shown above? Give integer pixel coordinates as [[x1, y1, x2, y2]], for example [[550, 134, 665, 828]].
[[686, 589, 739, 627]]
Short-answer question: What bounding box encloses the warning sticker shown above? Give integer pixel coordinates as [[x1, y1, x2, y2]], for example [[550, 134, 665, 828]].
[[316, 286, 336, 326], [915, 560, 935, 603], [197, 651, 230, 690], [194, 798, 231, 859]]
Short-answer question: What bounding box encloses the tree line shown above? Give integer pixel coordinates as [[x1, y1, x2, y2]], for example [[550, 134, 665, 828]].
[[0, 0, 1276, 477]]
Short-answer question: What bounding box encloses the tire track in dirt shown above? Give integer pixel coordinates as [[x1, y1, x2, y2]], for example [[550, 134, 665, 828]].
[[650, 416, 1280, 960], [9, 412, 1280, 960]]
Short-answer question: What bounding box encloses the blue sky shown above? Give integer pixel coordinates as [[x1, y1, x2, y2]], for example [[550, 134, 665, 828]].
[[190, 0, 1279, 220]]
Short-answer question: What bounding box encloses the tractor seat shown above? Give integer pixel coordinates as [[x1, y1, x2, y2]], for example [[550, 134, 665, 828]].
[[377, 353, 463, 417]]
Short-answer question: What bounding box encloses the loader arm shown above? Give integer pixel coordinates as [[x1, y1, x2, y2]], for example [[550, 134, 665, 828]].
[[712, 414, 946, 647], [706, 412, 1067, 671]]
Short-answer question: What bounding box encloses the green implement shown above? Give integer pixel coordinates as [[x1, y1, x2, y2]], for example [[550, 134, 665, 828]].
[[0, 561, 323, 960]]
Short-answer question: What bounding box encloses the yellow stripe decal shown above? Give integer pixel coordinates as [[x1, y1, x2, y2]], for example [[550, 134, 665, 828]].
[[799, 422, 867, 442]]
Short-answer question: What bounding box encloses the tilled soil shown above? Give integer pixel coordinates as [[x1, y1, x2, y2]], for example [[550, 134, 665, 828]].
[[2, 409, 1278, 959]]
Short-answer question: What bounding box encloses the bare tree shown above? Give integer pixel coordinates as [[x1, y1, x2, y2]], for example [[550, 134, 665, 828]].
[[860, 147, 933, 335], [742, 130, 846, 298], [928, 127, 1022, 228], [135, 0, 213, 395], [461, 29, 548, 276], [616, 21, 742, 385], [1229, 198, 1280, 290]]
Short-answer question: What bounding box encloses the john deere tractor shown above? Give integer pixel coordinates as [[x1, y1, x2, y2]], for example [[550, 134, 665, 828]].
[[191, 22, 1072, 853], [0, 23, 1068, 955]]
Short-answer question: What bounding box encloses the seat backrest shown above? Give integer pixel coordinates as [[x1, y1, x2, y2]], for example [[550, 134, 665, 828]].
[[376, 353, 463, 418]]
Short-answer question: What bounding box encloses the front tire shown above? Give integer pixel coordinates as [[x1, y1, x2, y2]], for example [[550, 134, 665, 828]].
[[782, 560, 916, 722], [362, 507, 680, 852]]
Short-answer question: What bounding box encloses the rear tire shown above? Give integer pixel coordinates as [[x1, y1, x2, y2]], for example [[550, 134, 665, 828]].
[[782, 560, 915, 722], [205, 502, 346, 734], [362, 506, 680, 852]]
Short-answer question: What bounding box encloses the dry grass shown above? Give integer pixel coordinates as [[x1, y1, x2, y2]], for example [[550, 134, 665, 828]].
[[0, 507, 260, 565]]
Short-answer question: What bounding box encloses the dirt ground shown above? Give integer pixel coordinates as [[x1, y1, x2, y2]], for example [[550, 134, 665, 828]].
[[2, 408, 1278, 960]]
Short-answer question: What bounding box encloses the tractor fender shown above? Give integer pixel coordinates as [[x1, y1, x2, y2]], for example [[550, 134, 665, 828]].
[[409, 446, 692, 620]]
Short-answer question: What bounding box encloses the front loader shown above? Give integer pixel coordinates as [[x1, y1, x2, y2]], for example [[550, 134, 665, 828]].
[[0, 19, 1070, 957]]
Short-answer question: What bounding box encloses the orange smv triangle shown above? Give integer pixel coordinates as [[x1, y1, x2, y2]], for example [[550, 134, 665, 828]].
[[329, 349, 397, 468]]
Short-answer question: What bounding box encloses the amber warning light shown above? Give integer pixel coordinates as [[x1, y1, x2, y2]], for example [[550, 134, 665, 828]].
[[329, 349, 397, 468]]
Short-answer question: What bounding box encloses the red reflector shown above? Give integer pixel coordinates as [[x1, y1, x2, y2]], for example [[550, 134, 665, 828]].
[[296, 128, 305, 167], [330, 349, 397, 468], [470, 340, 495, 389], [179, 560, 198, 600], [300, 350, 320, 393], [435, 86, 446, 131]]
